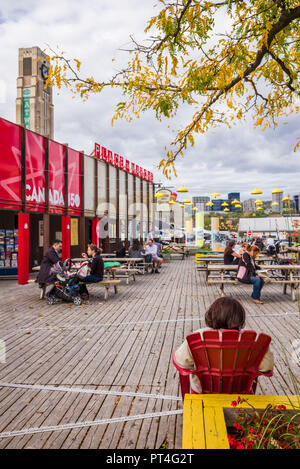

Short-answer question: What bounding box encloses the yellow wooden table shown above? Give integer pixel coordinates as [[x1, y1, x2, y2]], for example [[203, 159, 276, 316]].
[[182, 394, 300, 449]]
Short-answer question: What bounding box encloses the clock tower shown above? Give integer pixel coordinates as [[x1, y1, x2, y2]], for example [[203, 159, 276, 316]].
[[16, 46, 54, 139]]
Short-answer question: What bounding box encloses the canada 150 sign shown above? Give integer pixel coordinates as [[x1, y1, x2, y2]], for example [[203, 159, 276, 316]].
[[94, 142, 153, 182]]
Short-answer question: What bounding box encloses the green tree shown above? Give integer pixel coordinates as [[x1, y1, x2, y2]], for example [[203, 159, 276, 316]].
[[47, 0, 300, 178]]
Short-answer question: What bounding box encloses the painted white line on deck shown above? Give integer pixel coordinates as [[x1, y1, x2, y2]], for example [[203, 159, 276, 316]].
[[0, 382, 181, 401], [0, 312, 298, 333], [0, 409, 183, 439]]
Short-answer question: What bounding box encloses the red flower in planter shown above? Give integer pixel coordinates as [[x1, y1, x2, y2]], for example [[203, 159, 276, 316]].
[[233, 422, 243, 431], [277, 405, 287, 410], [231, 396, 242, 407]]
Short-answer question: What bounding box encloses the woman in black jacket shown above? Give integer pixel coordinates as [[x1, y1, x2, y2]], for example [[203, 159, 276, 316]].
[[223, 240, 241, 265], [36, 240, 62, 285], [79, 244, 104, 298], [238, 245, 264, 304]]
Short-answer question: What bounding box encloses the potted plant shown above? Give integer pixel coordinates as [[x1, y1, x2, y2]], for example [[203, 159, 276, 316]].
[[227, 396, 300, 449]]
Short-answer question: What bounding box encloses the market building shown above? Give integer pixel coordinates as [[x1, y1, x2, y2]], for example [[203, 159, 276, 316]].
[[0, 119, 154, 284], [1, 46, 155, 284]]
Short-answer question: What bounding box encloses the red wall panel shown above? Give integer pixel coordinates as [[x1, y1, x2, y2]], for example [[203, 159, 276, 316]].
[[68, 148, 81, 216], [25, 130, 46, 212], [0, 119, 22, 210], [48, 140, 65, 214]]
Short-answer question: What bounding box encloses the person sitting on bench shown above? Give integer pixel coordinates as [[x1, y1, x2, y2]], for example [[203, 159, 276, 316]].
[[36, 239, 62, 286], [145, 239, 163, 273], [224, 240, 241, 265], [79, 244, 104, 299]]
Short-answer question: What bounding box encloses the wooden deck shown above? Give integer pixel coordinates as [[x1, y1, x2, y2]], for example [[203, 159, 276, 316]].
[[0, 258, 299, 449]]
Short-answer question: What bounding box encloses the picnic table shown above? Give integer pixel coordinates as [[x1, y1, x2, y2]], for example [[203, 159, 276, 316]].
[[196, 255, 289, 279], [70, 257, 146, 281], [206, 263, 300, 300]]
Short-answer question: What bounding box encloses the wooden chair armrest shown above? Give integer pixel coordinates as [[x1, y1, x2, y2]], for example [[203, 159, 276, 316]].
[[172, 351, 194, 376], [257, 370, 273, 378]]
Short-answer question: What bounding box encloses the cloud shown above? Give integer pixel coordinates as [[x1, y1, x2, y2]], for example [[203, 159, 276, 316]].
[[0, 0, 299, 203]]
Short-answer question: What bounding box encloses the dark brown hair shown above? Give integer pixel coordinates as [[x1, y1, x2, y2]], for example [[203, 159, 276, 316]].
[[89, 244, 102, 255], [205, 297, 246, 331], [224, 240, 235, 256], [250, 245, 260, 255]]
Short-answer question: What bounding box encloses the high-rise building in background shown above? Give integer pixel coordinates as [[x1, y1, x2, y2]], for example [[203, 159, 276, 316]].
[[272, 191, 283, 213], [212, 199, 229, 212], [192, 196, 210, 212], [228, 192, 240, 212], [293, 195, 299, 212], [16, 46, 54, 138], [263, 201, 272, 213], [243, 199, 256, 213]]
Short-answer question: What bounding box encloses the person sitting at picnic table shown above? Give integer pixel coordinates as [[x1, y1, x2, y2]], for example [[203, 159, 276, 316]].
[[175, 297, 274, 394], [237, 244, 265, 304], [223, 240, 241, 265], [128, 239, 146, 258], [254, 237, 264, 252], [154, 237, 163, 257], [145, 239, 163, 273], [116, 241, 126, 258], [79, 244, 104, 299], [36, 239, 63, 286]]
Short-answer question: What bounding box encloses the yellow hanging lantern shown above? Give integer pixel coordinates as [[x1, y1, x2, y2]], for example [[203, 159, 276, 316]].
[[251, 187, 263, 195], [176, 185, 189, 193]]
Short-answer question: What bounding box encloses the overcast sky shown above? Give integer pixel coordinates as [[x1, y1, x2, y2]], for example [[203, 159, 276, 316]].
[[0, 0, 299, 201]]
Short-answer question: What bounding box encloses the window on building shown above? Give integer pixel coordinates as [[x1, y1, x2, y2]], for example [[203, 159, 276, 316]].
[[84, 156, 95, 214], [128, 174, 135, 242], [149, 184, 154, 232], [109, 166, 117, 240], [143, 180, 148, 240], [97, 160, 107, 238], [135, 177, 141, 239], [23, 57, 32, 76], [119, 170, 127, 241]]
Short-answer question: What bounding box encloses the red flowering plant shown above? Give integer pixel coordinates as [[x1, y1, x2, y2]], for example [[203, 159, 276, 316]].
[[227, 397, 300, 449]]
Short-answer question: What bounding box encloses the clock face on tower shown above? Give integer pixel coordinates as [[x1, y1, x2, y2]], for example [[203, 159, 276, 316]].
[[41, 63, 49, 80]]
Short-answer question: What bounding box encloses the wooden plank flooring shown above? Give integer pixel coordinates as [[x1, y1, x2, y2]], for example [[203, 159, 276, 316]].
[[0, 258, 299, 449]]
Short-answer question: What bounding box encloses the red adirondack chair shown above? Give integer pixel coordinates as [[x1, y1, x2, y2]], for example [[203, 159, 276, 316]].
[[173, 329, 273, 400]]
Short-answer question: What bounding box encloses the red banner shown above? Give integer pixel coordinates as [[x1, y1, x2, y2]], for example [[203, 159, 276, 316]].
[[0, 119, 22, 210], [67, 148, 81, 216], [49, 140, 65, 214], [25, 130, 46, 212]]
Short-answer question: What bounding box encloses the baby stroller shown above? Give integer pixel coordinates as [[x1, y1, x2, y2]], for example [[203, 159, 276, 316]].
[[46, 259, 89, 306]]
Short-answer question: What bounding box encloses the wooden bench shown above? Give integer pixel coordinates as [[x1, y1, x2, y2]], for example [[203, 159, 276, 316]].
[[206, 264, 300, 301], [98, 279, 121, 300], [32, 265, 121, 300], [106, 267, 138, 284]]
